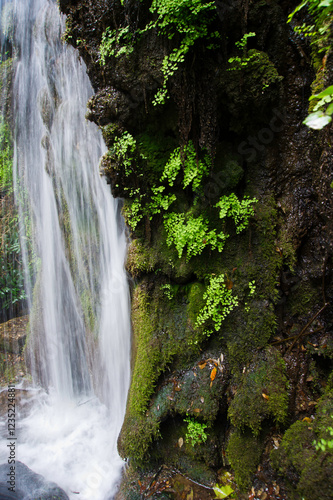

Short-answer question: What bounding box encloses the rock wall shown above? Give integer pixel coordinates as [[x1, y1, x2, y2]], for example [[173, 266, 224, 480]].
[[60, 1, 333, 498]]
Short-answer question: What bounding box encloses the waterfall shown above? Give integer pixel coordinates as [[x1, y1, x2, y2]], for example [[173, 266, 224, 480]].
[[0, 0, 131, 498]]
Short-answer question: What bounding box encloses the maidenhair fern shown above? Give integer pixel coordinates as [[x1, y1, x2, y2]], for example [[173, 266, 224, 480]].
[[195, 274, 239, 332]]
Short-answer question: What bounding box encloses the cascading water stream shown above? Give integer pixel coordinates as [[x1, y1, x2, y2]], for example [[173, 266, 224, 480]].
[[0, 0, 131, 498]]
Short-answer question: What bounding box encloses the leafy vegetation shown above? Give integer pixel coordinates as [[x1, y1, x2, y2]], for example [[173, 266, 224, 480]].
[[313, 415, 333, 451], [195, 274, 239, 334], [0, 118, 26, 312], [99, 0, 219, 105], [184, 415, 208, 447], [289, 0, 333, 128]]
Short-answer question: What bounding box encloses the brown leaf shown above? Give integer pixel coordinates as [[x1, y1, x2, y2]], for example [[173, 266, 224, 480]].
[[178, 437, 184, 448], [210, 381, 213, 388], [193, 408, 201, 413], [262, 393, 269, 400], [210, 367, 217, 382], [224, 278, 233, 290], [198, 361, 207, 369]]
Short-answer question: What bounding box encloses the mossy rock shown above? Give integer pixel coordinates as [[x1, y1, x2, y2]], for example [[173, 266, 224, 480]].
[[271, 392, 333, 500], [226, 429, 264, 492], [228, 348, 288, 435]]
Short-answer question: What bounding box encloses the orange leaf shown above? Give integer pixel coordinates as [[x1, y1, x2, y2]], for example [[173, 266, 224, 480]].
[[224, 278, 233, 290], [198, 361, 207, 369], [193, 408, 201, 413], [210, 367, 217, 381], [262, 393, 269, 400], [303, 417, 312, 423]]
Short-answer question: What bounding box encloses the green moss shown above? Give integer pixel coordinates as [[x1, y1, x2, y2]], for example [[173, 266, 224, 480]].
[[226, 430, 263, 492], [119, 279, 207, 463], [271, 392, 333, 500], [288, 281, 319, 317], [228, 348, 288, 435], [187, 282, 206, 327], [100, 122, 124, 147]]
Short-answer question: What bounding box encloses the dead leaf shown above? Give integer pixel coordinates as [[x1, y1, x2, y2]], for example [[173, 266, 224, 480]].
[[199, 361, 207, 369], [210, 381, 213, 388], [187, 488, 194, 500], [178, 437, 184, 448], [224, 278, 233, 290], [167, 395, 174, 401], [210, 367, 217, 381], [303, 417, 312, 423], [175, 386, 181, 392], [262, 392, 269, 400], [200, 396, 204, 403], [193, 408, 201, 413], [306, 376, 314, 382], [273, 437, 280, 448]]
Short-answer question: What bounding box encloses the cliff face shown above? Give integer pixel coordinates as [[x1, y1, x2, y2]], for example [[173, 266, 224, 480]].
[[60, 1, 333, 498]]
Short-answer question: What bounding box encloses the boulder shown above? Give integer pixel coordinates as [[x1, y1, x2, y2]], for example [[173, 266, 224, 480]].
[[0, 462, 69, 500]]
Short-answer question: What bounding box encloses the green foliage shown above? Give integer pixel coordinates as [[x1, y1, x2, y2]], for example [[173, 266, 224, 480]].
[[0, 119, 27, 311], [164, 212, 225, 259], [161, 141, 211, 191], [163, 194, 256, 260], [0, 118, 13, 192], [99, 0, 219, 105], [160, 283, 174, 300], [148, 0, 219, 105], [289, 0, 333, 129], [112, 131, 137, 176], [313, 415, 333, 451], [288, 0, 333, 54], [195, 274, 239, 333], [100, 26, 134, 64], [215, 193, 257, 233], [304, 85, 333, 129], [184, 416, 208, 447], [228, 32, 256, 70], [271, 394, 333, 500]]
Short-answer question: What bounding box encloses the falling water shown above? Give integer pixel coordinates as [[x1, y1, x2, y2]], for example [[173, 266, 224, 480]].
[[0, 0, 131, 498]]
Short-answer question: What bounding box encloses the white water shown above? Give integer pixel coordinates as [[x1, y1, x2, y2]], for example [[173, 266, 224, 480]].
[[0, 0, 131, 498]]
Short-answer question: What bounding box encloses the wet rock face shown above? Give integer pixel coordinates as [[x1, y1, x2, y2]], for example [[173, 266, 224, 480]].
[[60, 0, 333, 497], [0, 462, 69, 500]]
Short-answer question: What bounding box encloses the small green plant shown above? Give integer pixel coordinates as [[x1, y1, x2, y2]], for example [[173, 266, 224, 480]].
[[313, 415, 333, 451], [100, 0, 219, 105], [184, 415, 208, 446], [164, 194, 256, 260], [227, 32, 256, 70], [100, 26, 134, 64], [215, 193, 257, 233], [303, 85, 333, 129], [112, 131, 137, 176], [160, 283, 174, 300], [161, 141, 211, 191], [164, 212, 225, 259], [0, 119, 27, 310], [195, 274, 239, 333], [288, 0, 333, 129]]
